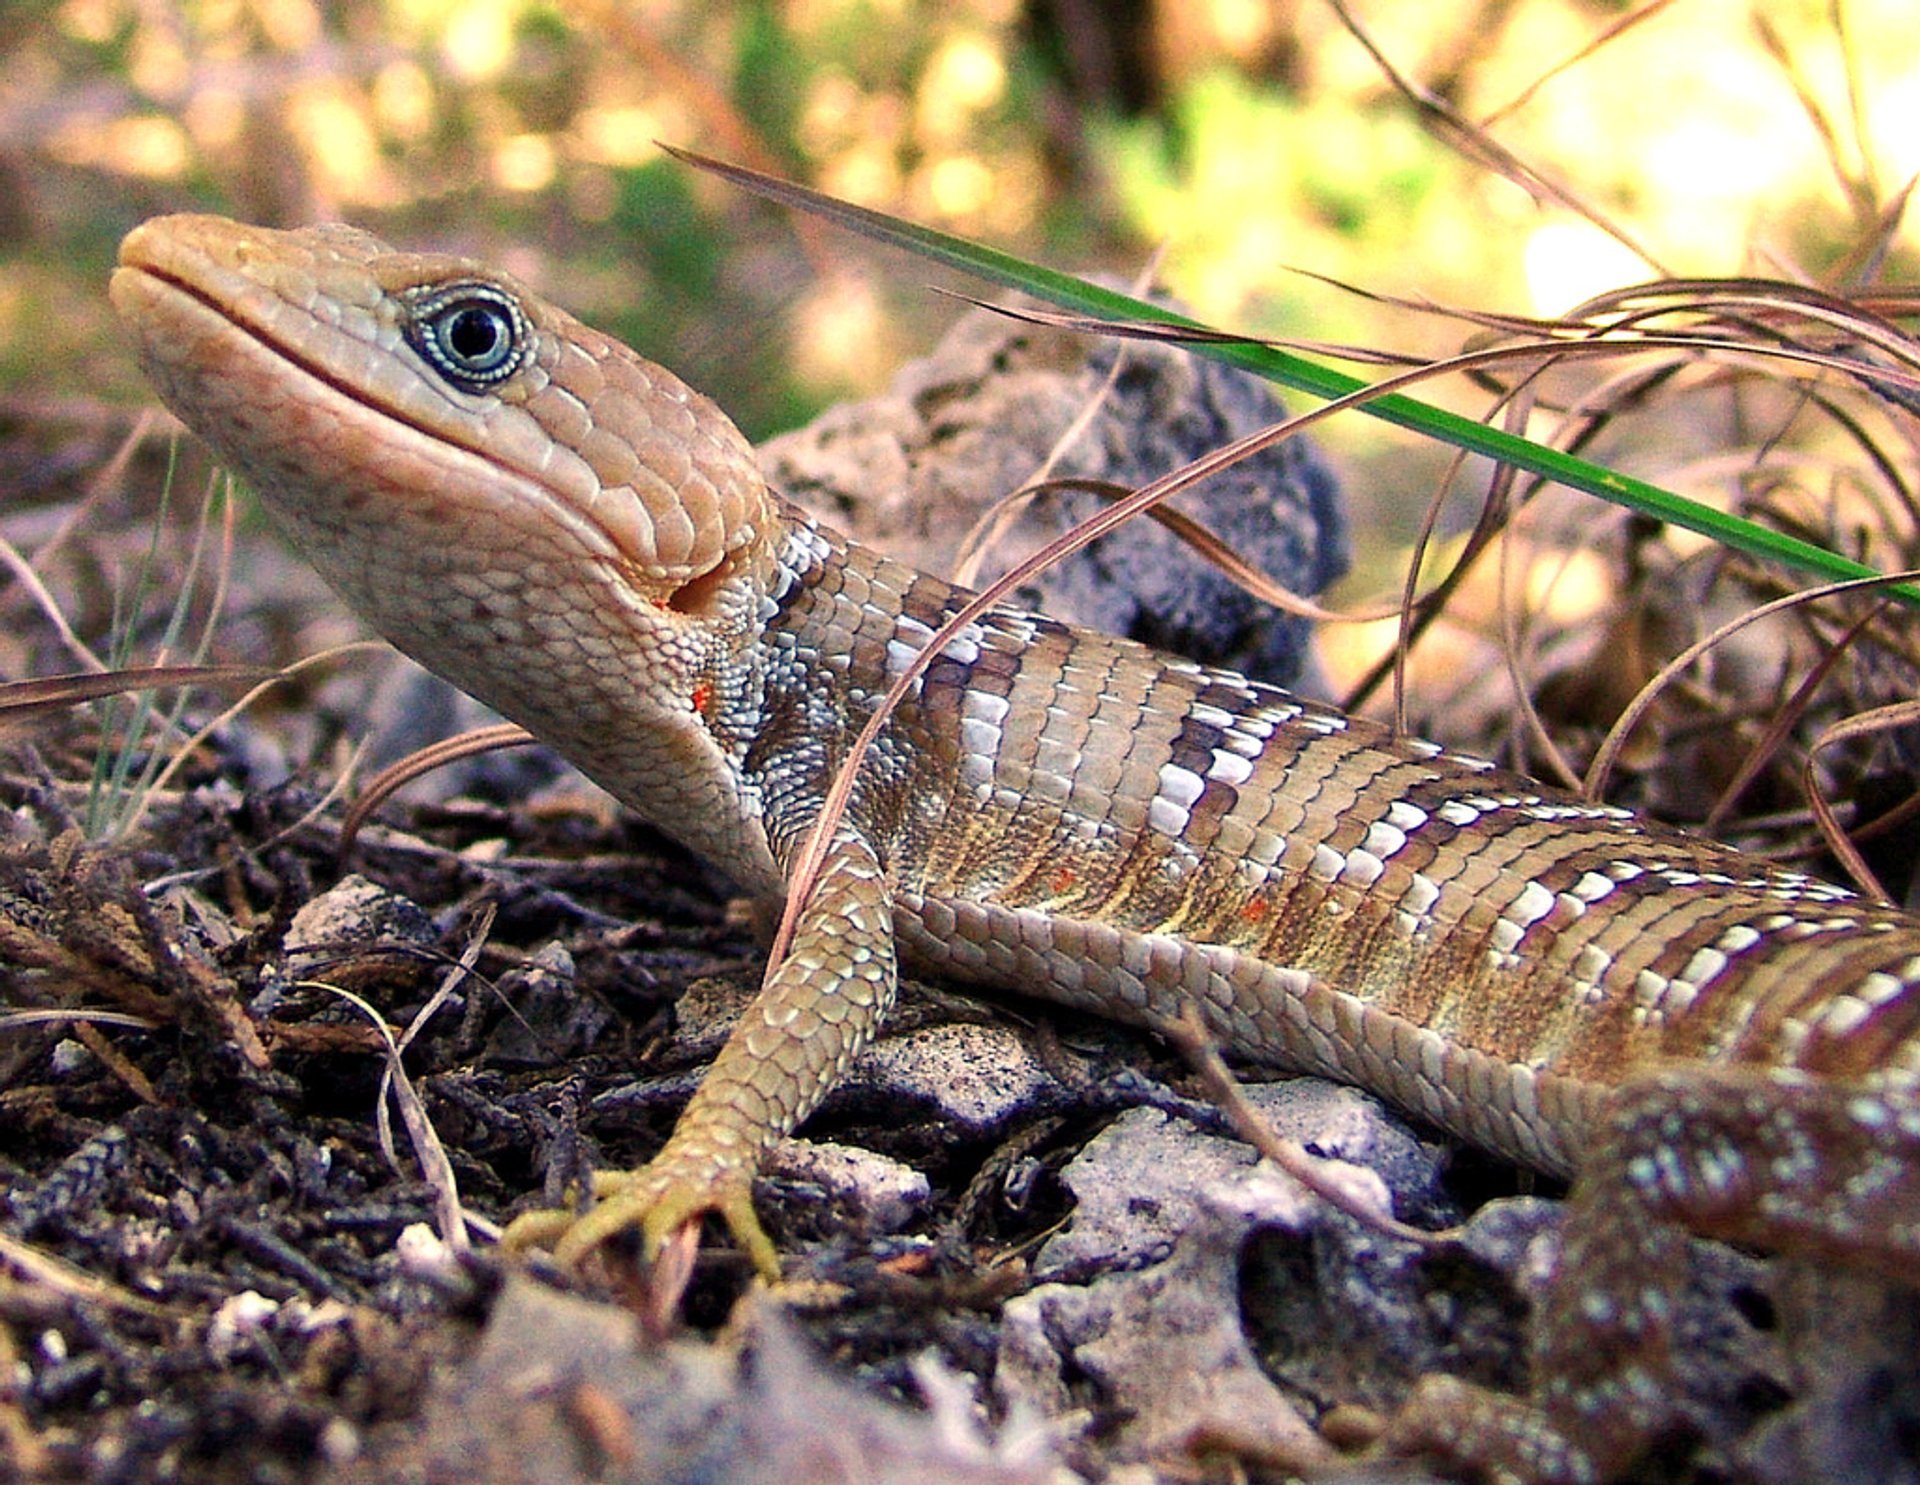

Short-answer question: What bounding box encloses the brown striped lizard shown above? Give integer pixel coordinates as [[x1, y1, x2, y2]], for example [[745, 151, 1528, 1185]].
[[111, 213, 1920, 1484]]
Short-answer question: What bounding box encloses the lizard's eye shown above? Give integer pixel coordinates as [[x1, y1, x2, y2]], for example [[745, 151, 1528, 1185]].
[[401, 282, 529, 392]]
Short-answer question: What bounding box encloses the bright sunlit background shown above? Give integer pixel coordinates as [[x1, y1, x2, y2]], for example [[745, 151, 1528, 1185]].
[[11, 3, 1915, 387], [3, 0, 1916, 707]]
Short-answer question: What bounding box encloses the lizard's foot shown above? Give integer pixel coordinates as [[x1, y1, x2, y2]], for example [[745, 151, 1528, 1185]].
[[1382, 1375, 1597, 1485], [500, 1156, 780, 1279]]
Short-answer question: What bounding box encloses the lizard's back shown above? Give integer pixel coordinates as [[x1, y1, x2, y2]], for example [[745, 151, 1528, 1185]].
[[756, 514, 1920, 1180]]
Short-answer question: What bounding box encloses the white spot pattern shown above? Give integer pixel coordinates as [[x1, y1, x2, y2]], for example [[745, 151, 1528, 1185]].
[[1208, 748, 1254, 786]]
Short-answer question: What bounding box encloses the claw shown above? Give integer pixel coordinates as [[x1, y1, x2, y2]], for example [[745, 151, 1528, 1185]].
[[499, 1159, 782, 1281], [498, 1204, 585, 1254]]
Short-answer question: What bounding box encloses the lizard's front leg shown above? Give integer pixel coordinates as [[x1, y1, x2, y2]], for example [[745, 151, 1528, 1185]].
[[504, 829, 897, 1277], [1391, 1067, 1920, 1482]]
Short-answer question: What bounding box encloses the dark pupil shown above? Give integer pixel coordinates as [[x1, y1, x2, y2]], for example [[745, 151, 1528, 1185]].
[[443, 305, 506, 368]]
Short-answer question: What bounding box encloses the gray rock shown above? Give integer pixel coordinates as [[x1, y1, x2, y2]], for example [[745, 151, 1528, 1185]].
[[762, 302, 1347, 689], [333, 1277, 1061, 1485], [1036, 1080, 1447, 1279], [836, 1020, 1059, 1138], [999, 1162, 1341, 1471], [1000, 1079, 1472, 1471], [282, 872, 435, 961], [765, 1137, 933, 1239], [1740, 1267, 1920, 1485]]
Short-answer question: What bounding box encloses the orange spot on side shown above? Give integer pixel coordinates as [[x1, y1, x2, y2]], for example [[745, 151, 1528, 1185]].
[[1049, 866, 1077, 895], [1240, 896, 1270, 924], [691, 682, 713, 715]]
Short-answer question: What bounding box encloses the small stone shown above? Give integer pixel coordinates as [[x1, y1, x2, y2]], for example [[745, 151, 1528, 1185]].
[[766, 1138, 932, 1237], [835, 1021, 1057, 1138], [284, 873, 435, 959], [1038, 1080, 1448, 1278]]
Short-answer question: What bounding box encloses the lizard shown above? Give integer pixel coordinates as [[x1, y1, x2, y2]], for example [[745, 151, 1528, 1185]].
[[109, 212, 1920, 1484]]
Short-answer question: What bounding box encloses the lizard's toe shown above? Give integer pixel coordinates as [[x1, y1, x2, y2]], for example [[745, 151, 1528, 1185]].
[[500, 1160, 780, 1280]]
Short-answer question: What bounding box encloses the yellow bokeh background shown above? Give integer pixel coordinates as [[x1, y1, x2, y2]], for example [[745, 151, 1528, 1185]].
[[11, 3, 1913, 380]]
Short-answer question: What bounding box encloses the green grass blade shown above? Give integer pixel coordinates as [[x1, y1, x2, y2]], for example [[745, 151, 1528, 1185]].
[[666, 145, 1918, 610]]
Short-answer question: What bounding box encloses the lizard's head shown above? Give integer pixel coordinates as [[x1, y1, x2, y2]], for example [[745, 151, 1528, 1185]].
[[111, 215, 782, 818], [112, 215, 776, 615]]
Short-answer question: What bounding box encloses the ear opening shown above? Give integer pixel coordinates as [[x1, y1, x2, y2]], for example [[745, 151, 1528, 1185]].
[[666, 549, 738, 615]]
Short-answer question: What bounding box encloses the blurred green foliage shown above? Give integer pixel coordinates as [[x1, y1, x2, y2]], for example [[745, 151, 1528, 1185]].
[[0, 0, 1914, 504]]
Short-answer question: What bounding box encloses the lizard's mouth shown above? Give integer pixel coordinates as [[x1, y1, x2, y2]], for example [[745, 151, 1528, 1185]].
[[114, 257, 403, 435]]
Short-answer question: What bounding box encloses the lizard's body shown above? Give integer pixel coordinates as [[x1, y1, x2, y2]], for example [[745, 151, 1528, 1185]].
[[112, 214, 1920, 1483]]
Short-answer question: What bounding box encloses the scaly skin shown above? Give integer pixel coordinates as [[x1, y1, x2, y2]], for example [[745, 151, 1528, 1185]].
[[112, 214, 1920, 1483]]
